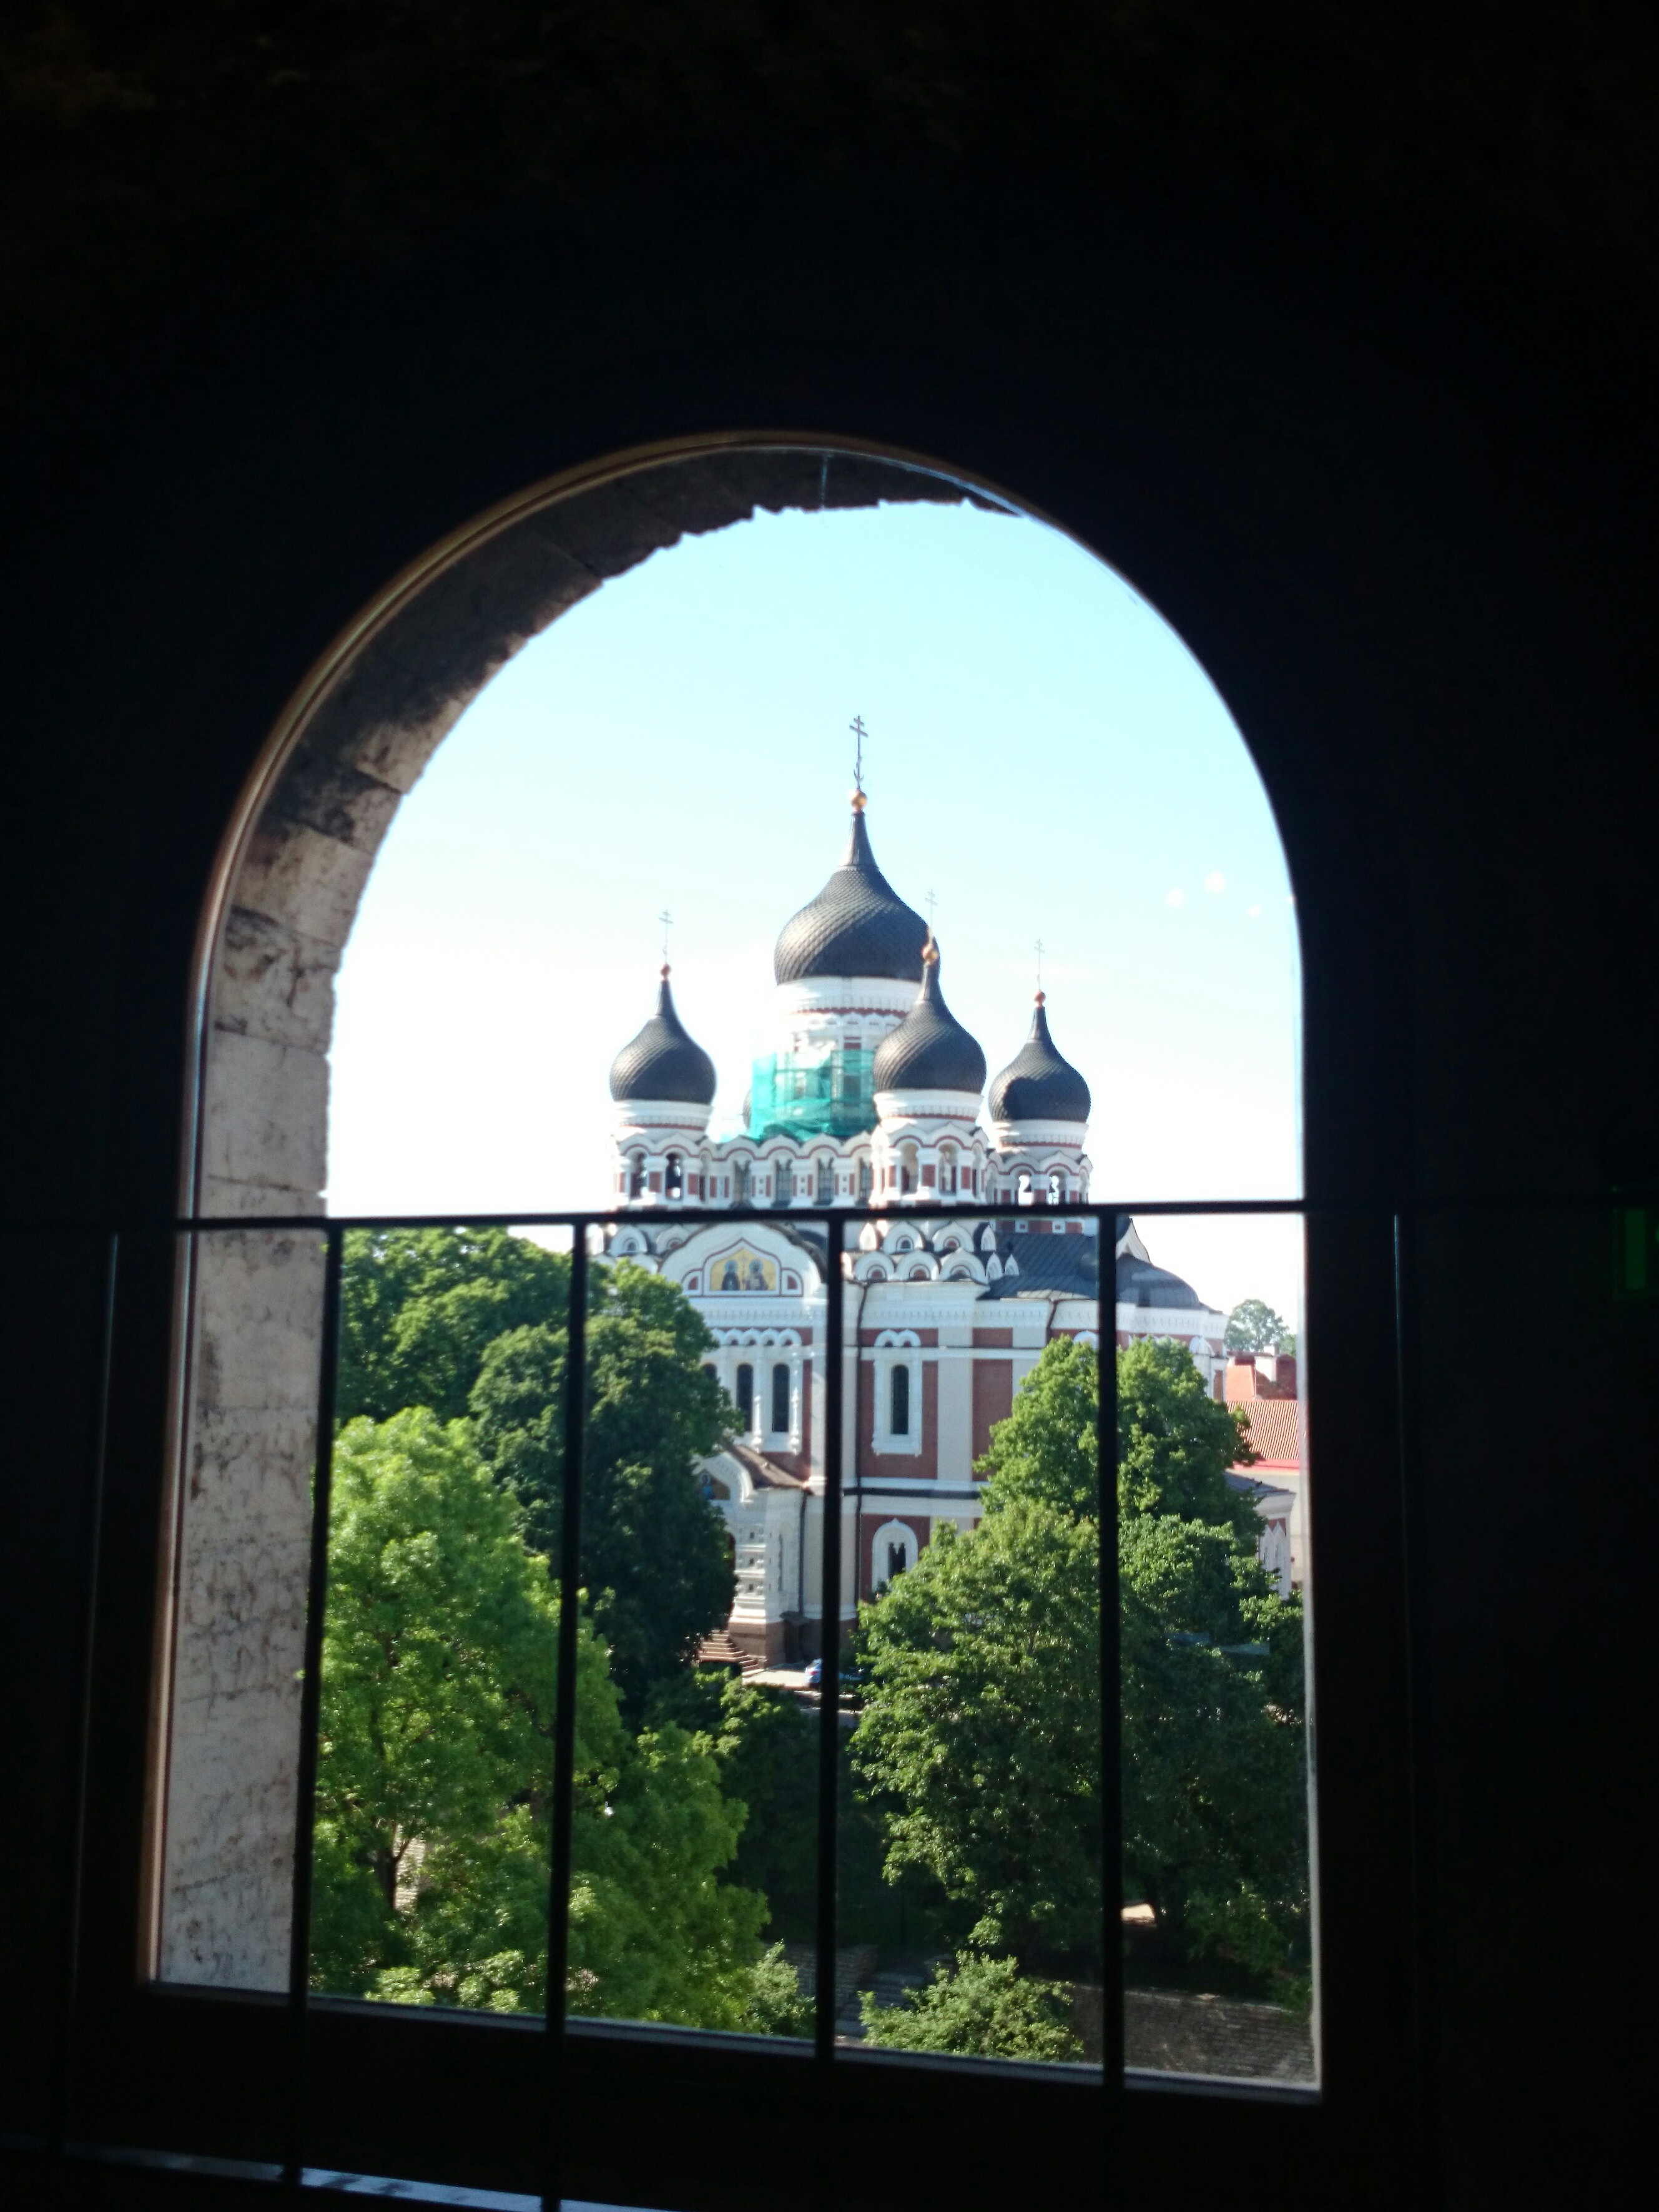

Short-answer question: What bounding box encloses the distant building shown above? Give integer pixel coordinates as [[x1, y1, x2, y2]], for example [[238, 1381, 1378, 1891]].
[[603, 794, 1232, 1662], [1225, 1353, 1306, 1595]]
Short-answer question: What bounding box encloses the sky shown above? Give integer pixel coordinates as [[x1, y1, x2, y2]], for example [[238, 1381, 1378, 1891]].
[[328, 498, 1303, 1329]]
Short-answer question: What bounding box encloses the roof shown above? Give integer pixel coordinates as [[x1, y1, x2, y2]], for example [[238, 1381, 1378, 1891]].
[[988, 996, 1091, 1124], [609, 970, 717, 1104], [1117, 1257, 1208, 1312], [1231, 1397, 1303, 1467], [982, 1229, 1100, 1299], [774, 807, 930, 985], [872, 941, 987, 1096], [723, 1440, 808, 1491]]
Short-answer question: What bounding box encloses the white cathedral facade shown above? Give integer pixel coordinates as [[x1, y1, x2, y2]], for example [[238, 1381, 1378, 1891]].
[[603, 795, 1230, 1663]]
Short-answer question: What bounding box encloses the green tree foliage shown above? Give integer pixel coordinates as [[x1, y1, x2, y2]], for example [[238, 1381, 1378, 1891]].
[[337, 1228, 735, 1715], [649, 1672, 819, 1939], [470, 1261, 734, 1713], [859, 1951, 1083, 2061], [338, 1227, 568, 1424], [1224, 1297, 1294, 1356], [983, 1334, 1259, 1542], [311, 1409, 769, 2026], [852, 1504, 1102, 1967], [855, 1339, 1308, 1992]]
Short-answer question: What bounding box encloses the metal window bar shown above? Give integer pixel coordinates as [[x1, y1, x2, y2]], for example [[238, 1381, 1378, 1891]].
[[284, 1223, 345, 2189]]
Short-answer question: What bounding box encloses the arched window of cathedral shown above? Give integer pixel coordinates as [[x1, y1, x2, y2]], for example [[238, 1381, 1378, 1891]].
[[815, 1157, 834, 1203], [890, 1364, 910, 1437], [733, 1159, 751, 1204], [735, 1364, 754, 1430], [887, 1540, 907, 1584], [665, 1153, 683, 1198], [1048, 1170, 1063, 1206], [1017, 1169, 1033, 1205], [940, 1144, 957, 1194], [628, 1153, 646, 1199], [770, 1362, 790, 1434], [859, 1158, 873, 1200], [773, 1160, 791, 1203]]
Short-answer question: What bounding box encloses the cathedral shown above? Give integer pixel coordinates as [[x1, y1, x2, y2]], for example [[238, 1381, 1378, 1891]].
[[603, 792, 1229, 1663]]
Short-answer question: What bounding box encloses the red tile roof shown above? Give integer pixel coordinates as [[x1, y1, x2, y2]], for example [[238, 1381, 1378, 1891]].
[[1232, 1397, 1303, 1469]]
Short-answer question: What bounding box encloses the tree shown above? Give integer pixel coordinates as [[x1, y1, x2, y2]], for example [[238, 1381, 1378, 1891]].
[[1224, 1297, 1294, 1357], [983, 1334, 1259, 1544], [859, 1951, 1083, 2060], [311, 1408, 770, 2027], [852, 1502, 1101, 1969], [854, 1339, 1309, 1993], [338, 1226, 568, 1425], [648, 1671, 820, 1939], [338, 1229, 736, 1715], [470, 1260, 734, 1713]]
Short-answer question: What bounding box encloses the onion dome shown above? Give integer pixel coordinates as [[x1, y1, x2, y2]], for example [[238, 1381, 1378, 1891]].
[[872, 937, 987, 1096], [609, 968, 716, 1104], [988, 995, 1091, 1125], [774, 801, 929, 985]]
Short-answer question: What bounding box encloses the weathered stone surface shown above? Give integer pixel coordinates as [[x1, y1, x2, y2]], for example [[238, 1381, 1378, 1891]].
[[232, 819, 375, 945], [214, 909, 342, 1055], [200, 1030, 328, 1197], [197, 1174, 325, 1221], [192, 1233, 327, 1409]]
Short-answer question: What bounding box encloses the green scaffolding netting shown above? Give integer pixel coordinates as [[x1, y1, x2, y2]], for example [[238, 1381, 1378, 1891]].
[[748, 1045, 877, 1140]]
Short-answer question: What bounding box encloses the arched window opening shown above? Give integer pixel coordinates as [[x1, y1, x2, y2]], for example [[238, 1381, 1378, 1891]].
[[165, 435, 1311, 2120], [890, 1363, 910, 1437]]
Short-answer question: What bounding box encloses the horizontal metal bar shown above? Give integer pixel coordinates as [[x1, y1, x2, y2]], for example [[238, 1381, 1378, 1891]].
[[1, 1186, 1650, 1236]]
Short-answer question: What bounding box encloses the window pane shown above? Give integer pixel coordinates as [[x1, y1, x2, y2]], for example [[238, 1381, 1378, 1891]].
[[563, 1229, 816, 2042], [308, 1222, 573, 2019], [840, 1212, 1103, 2067], [1120, 1211, 1315, 2085]]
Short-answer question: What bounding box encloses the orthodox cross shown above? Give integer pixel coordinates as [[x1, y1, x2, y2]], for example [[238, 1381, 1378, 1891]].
[[925, 889, 939, 931], [850, 714, 868, 796], [1034, 937, 1045, 993], [658, 909, 673, 966]]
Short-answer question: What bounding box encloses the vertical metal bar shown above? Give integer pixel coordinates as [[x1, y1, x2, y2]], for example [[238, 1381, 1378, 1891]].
[[1096, 1208, 1125, 2142], [51, 1227, 119, 2155], [543, 1223, 589, 2212], [284, 1222, 345, 2191], [813, 1214, 846, 2065]]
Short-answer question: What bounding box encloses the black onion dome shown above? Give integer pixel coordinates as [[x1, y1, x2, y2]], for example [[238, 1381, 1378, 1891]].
[[872, 943, 987, 1096], [774, 808, 929, 985], [609, 970, 716, 1104], [988, 996, 1091, 1124]]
